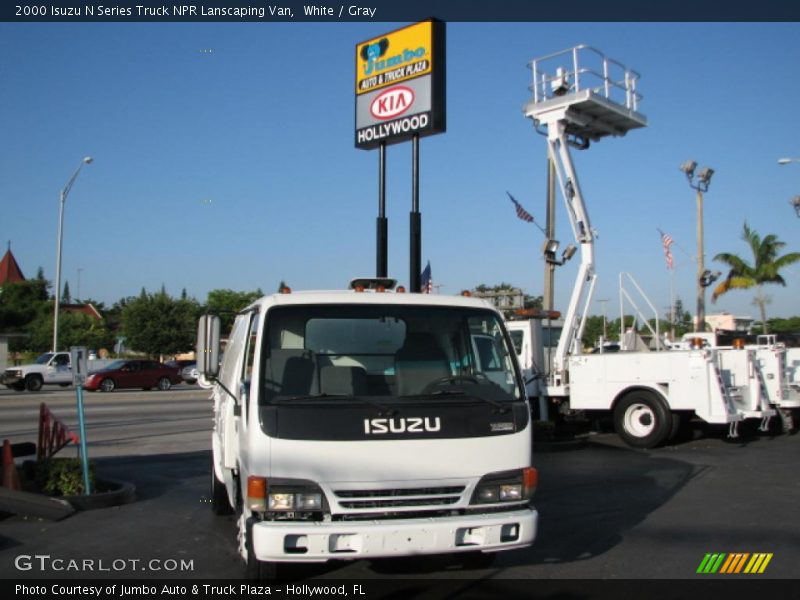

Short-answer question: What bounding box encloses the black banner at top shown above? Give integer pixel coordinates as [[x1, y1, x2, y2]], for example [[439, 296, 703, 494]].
[[3, 0, 800, 22]]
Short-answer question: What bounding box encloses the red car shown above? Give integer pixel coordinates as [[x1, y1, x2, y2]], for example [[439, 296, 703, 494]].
[[84, 359, 182, 392]]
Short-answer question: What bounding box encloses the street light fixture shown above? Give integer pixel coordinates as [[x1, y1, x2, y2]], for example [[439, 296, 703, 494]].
[[542, 238, 577, 266], [53, 156, 93, 352], [680, 159, 714, 332]]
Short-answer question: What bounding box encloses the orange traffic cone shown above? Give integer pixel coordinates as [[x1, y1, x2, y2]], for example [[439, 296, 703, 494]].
[[2, 439, 21, 491]]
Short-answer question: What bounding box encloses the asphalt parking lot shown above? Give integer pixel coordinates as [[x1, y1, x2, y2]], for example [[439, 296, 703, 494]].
[[1, 387, 798, 587]]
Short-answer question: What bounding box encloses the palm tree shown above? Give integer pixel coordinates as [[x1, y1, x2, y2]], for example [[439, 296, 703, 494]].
[[711, 223, 800, 333]]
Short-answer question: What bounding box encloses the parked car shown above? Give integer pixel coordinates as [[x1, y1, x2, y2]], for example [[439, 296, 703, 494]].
[[181, 363, 198, 384], [83, 359, 181, 392], [165, 359, 196, 371]]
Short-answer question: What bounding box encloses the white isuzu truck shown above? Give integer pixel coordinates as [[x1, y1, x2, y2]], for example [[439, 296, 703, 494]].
[[197, 279, 538, 579]]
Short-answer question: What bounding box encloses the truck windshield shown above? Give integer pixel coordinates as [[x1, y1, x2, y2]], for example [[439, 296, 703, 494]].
[[261, 304, 522, 404]]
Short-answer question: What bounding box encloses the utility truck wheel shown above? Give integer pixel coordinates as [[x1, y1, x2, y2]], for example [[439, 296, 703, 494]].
[[614, 391, 671, 449], [25, 375, 43, 392], [211, 464, 234, 515]]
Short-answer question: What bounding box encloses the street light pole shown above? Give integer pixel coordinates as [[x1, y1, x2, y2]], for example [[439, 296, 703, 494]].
[[679, 160, 714, 333], [53, 157, 93, 352], [778, 158, 800, 217], [695, 187, 705, 333]]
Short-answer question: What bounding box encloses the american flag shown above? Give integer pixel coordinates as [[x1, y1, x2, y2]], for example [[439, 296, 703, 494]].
[[507, 192, 535, 223], [420, 261, 432, 293], [659, 229, 674, 270]]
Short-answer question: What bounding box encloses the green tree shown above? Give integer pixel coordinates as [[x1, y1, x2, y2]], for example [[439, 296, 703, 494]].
[[712, 223, 800, 334], [581, 315, 606, 348], [62, 281, 71, 303], [205, 288, 263, 333], [0, 277, 51, 350], [29, 310, 113, 352], [672, 298, 693, 338], [122, 289, 201, 357]]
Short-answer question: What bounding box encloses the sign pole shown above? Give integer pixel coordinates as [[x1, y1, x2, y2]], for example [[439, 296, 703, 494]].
[[410, 134, 421, 292], [76, 383, 91, 495], [70, 346, 92, 495], [376, 142, 388, 277]]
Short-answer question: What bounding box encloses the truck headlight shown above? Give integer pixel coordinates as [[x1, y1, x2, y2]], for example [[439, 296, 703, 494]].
[[248, 476, 326, 514], [268, 491, 323, 511], [471, 467, 537, 505]]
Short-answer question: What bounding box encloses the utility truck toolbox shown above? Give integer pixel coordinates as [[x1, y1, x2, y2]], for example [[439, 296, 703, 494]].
[[199, 278, 537, 579]]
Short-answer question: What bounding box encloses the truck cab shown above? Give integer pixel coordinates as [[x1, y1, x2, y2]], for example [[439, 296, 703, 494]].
[[199, 281, 538, 579]]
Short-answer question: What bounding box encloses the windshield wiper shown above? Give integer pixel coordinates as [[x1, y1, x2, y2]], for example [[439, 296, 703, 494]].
[[276, 394, 396, 415], [407, 390, 510, 413]]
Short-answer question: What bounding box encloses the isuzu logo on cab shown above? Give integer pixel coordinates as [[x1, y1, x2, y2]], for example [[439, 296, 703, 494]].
[[370, 86, 414, 120], [364, 416, 441, 434]]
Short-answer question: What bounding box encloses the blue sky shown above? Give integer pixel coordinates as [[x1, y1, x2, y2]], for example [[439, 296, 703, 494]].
[[1, 22, 799, 320]]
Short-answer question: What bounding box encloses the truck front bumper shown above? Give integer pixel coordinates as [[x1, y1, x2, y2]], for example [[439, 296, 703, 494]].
[[250, 507, 537, 562], [1, 372, 22, 386]]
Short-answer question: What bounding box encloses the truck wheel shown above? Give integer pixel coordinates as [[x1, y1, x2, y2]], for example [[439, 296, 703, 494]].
[[454, 550, 497, 569], [614, 390, 672, 449], [100, 378, 115, 392], [211, 463, 234, 516], [157, 377, 172, 391], [25, 375, 43, 392], [244, 518, 277, 581]]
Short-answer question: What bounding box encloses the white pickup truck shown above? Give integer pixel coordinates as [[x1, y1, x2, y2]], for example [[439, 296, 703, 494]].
[[2, 352, 73, 391]]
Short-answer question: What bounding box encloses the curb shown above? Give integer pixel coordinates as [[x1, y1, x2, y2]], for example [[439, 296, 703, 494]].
[[63, 478, 137, 511]]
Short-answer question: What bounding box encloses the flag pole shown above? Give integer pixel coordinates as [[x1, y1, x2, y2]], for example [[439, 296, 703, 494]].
[[670, 267, 676, 341]]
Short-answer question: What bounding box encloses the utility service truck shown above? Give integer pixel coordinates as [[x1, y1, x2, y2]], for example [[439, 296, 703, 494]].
[[197, 278, 538, 579], [511, 45, 794, 448]]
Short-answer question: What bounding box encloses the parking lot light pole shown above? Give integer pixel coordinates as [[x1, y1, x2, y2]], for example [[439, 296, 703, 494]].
[[53, 157, 93, 352], [778, 159, 800, 217], [679, 160, 714, 332]]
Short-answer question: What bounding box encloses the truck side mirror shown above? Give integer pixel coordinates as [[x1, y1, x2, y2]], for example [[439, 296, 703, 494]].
[[197, 315, 221, 379]]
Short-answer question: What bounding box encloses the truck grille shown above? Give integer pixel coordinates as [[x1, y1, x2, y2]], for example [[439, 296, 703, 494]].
[[333, 486, 465, 510]]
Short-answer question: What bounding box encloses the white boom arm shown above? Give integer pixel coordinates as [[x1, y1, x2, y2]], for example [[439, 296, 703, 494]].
[[547, 120, 595, 387]]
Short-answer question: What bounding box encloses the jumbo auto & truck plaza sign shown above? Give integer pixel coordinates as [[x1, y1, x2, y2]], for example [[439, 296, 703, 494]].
[[354, 19, 445, 150]]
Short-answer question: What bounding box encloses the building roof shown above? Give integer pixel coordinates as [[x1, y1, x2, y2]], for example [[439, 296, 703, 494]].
[[62, 303, 103, 320], [0, 248, 25, 284]]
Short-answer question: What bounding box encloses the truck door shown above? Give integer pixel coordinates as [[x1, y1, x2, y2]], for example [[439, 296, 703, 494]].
[[46, 353, 72, 384], [214, 312, 257, 474]]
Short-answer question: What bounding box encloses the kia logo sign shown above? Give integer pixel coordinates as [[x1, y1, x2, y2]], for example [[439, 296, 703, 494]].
[[370, 86, 415, 120]]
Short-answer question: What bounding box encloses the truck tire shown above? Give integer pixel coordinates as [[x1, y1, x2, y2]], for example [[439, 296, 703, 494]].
[[25, 374, 43, 392], [244, 518, 278, 581], [211, 463, 234, 516], [614, 390, 672, 449]]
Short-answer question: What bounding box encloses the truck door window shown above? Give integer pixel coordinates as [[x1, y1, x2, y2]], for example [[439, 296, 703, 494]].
[[53, 354, 70, 367], [243, 313, 260, 382]]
